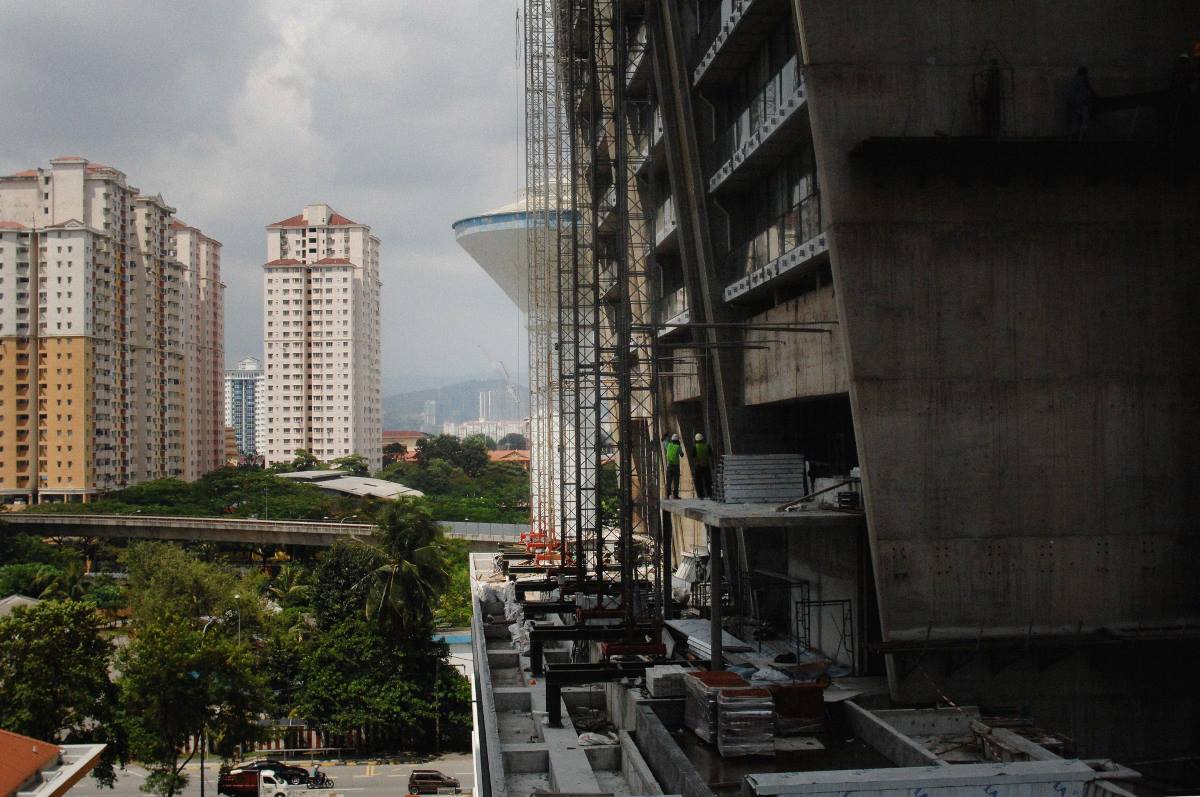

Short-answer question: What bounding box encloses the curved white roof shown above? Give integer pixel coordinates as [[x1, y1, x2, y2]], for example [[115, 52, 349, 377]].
[[452, 189, 574, 315]]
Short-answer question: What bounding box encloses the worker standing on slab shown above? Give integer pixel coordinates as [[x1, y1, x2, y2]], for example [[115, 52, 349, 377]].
[[665, 433, 682, 499], [691, 433, 713, 499]]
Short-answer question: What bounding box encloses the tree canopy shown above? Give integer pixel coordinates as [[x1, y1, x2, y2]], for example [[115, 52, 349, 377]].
[[497, 432, 527, 449], [0, 600, 125, 786]]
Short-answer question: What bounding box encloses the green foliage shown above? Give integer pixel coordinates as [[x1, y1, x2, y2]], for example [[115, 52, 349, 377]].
[[497, 432, 527, 449], [312, 541, 384, 630], [374, 460, 529, 523], [330, 454, 369, 476], [268, 563, 313, 609], [463, 433, 498, 451], [434, 538, 472, 627], [366, 501, 450, 636], [123, 542, 240, 624], [119, 621, 269, 797], [414, 434, 488, 476], [0, 529, 75, 567], [0, 600, 124, 786], [293, 618, 470, 751], [26, 468, 352, 521], [288, 449, 323, 472], [119, 544, 271, 797]]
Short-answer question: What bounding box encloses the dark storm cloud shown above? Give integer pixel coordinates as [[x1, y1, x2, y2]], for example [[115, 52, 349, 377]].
[[0, 0, 527, 392]]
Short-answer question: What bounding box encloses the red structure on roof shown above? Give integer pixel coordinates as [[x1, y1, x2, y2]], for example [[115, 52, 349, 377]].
[[269, 210, 360, 228], [0, 729, 60, 797]]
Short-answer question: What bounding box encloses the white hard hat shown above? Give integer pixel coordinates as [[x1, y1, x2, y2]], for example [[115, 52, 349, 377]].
[[694, 433, 704, 441], [671, 433, 680, 441]]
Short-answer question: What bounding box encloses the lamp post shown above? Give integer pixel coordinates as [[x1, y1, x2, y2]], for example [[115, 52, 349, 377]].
[[340, 515, 360, 524], [199, 616, 219, 797], [233, 595, 242, 646]]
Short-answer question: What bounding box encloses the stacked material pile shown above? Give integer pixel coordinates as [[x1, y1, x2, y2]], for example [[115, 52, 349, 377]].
[[684, 671, 750, 742], [717, 688, 776, 757], [645, 665, 690, 698]]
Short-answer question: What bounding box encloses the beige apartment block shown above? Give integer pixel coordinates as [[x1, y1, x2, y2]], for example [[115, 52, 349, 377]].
[[172, 220, 225, 479], [262, 204, 381, 472], [0, 156, 224, 505]]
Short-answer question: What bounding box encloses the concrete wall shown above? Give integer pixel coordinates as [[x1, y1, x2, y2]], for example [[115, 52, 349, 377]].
[[794, 0, 1200, 756], [744, 282, 848, 405]]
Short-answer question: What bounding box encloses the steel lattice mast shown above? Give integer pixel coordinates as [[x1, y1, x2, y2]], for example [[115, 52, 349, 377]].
[[522, 0, 661, 625]]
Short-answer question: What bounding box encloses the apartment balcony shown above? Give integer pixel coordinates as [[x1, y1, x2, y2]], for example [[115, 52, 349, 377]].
[[625, 20, 650, 92], [656, 285, 689, 338], [633, 105, 664, 174], [653, 196, 678, 252], [707, 55, 807, 193], [722, 194, 827, 303], [692, 0, 790, 88]]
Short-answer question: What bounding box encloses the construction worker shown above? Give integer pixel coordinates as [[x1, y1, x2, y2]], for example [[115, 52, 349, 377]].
[[691, 432, 713, 499], [664, 433, 682, 499]]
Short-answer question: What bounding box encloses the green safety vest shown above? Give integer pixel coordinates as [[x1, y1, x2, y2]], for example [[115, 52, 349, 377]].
[[693, 441, 711, 466], [665, 441, 682, 465]]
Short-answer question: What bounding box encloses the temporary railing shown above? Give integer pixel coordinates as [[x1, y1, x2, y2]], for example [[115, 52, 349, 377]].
[[721, 193, 821, 280], [710, 54, 801, 173]]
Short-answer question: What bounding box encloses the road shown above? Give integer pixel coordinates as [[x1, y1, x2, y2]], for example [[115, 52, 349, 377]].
[[69, 755, 475, 797]]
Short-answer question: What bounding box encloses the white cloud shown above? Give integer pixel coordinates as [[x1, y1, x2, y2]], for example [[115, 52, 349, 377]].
[[0, 0, 527, 392]]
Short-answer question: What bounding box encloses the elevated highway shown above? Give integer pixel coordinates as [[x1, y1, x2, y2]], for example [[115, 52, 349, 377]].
[[0, 513, 524, 547]]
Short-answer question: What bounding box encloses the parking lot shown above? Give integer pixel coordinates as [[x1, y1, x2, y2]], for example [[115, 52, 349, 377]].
[[67, 754, 475, 797]]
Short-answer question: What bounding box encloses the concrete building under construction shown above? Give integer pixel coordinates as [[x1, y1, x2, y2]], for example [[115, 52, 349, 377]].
[[457, 2, 1199, 795]]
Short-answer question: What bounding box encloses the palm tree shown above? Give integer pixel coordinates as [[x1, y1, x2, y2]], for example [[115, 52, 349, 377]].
[[268, 563, 312, 608], [363, 500, 449, 635]]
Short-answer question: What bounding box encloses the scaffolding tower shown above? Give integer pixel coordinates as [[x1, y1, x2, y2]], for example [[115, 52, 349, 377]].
[[522, 0, 661, 628]]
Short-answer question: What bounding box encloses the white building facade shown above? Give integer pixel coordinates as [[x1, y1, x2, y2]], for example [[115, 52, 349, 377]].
[[224, 356, 264, 456], [261, 204, 381, 471]]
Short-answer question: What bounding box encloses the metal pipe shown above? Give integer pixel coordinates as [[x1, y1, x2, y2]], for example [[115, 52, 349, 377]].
[[709, 524, 723, 670]]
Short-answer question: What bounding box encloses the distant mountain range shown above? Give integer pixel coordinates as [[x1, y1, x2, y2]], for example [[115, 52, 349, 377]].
[[382, 377, 529, 431]]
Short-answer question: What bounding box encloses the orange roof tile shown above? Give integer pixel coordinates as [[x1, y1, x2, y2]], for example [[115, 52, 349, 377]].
[[7, 169, 39, 178], [313, 257, 352, 265], [328, 212, 358, 226], [265, 258, 302, 266], [0, 729, 60, 797], [269, 213, 307, 228], [489, 449, 531, 462], [0, 221, 28, 229]]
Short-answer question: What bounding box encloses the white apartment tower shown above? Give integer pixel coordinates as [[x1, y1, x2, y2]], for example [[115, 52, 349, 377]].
[[262, 204, 381, 471], [224, 356, 265, 455], [0, 157, 224, 503]]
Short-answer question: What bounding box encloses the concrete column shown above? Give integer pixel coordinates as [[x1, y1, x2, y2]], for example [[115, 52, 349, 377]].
[[661, 509, 673, 620], [708, 524, 723, 670]]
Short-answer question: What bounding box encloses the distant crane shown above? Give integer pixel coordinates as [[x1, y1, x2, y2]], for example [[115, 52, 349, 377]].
[[478, 344, 522, 407]]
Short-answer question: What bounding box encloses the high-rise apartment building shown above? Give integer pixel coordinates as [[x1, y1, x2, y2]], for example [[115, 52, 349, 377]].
[[224, 356, 264, 456], [261, 204, 381, 472], [173, 219, 224, 479], [0, 156, 224, 504]]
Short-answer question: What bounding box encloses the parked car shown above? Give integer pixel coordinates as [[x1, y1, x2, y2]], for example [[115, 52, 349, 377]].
[[407, 770, 460, 794], [219, 761, 309, 796]]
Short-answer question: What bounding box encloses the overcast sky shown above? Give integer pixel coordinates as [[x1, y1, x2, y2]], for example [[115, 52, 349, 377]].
[[0, 0, 527, 395]]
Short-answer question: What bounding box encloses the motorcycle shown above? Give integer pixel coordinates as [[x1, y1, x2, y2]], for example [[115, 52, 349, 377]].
[[306, 770, 334, 790]]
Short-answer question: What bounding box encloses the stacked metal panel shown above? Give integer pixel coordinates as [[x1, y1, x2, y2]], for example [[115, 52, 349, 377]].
[[683, 671, 750, 742], [717, 688, 776, 757], [716, 454, 808, 503]]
